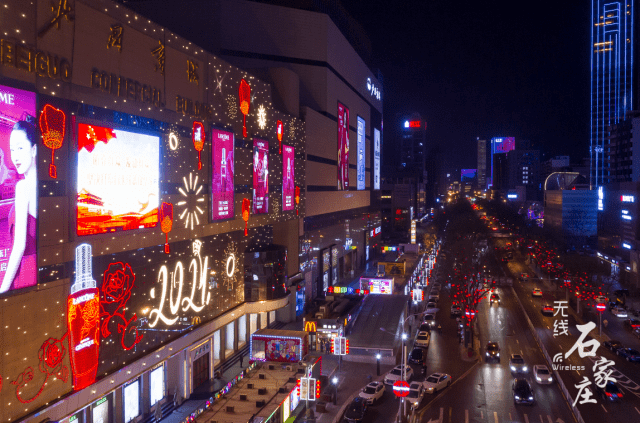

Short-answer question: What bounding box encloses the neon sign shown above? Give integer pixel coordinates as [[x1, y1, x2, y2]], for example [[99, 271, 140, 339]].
[[366, 77, 381, 100], [621, 195, 635, 202]]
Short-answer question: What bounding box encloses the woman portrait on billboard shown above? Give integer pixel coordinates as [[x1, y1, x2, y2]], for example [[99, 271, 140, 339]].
[[0, 118, 37, 293]]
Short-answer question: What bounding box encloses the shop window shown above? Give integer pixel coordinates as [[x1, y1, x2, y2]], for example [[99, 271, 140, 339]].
[[213, 330, 221, 361], [269, 310, 276, 325], [150, 365, 165, 406], [238, 314, 247, 345], [123, 379, 140, 423], [250, 313, 258, 335], [225, 322, 235, 356], [260, 312, 268, 329]]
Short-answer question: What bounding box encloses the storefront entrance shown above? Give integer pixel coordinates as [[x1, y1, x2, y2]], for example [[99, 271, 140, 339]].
[[193, 354, 210, 389]]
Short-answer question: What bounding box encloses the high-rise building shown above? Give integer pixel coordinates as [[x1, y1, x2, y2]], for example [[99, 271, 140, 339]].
[[606, 111, 640, 183], [477, 138, 487, 189], [400, 113, 427, 175], [507, 149, 541, 200], [591, 0, 636, 188], [489, 137, 515, 188]]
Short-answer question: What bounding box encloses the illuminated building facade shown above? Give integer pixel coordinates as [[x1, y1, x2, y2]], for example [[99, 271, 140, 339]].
[[591, 0, 636, 189], [0, 1, 304, 422], [477, 138, 487, 190], [489, 137, 515, 188]]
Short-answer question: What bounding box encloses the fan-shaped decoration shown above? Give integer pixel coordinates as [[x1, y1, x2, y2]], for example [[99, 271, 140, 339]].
[[192, 121, 205, 170], [159, 202, 173, 254], [242, 198, 250, 236], [39, 104, 66, 178], [277, 120, 283, 154], [239, 79, 251, 137], [295, 186, 300, 216]]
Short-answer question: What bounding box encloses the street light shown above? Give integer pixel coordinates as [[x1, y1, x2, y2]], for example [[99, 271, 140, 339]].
[[332, 376, 338, 405], [376, 353, 381, 376]]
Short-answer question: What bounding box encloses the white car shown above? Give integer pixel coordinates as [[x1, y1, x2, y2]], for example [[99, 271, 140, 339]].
[[533, 365, 553, 384], [423, 313, 437, 327], [358, 381, 385, 404], [532, 288, 543, 297], [423, 373, 451, 394], [415, 331, 431, 348], [612, 307, 628, 318], [407, 381, 424, 408], [384, 365, 414, 385], [428, 294, 439, 303], [595, 295, 608, 305]]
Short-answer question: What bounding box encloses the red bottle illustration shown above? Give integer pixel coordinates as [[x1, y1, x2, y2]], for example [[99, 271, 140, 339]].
[[67, 243, 100, 390]]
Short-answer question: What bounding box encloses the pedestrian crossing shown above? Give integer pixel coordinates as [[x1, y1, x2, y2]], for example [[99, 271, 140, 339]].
[[420, 407, 566, 423]]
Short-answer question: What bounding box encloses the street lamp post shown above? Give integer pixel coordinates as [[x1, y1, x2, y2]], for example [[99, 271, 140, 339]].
[[332, 376, 338, 405], [396, 332, 408, 423]]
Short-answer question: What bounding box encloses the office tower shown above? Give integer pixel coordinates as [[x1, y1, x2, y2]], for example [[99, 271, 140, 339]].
[[401, 113, 427, 177], [477, 138, 487, 189], [489, 137, 515, 188]]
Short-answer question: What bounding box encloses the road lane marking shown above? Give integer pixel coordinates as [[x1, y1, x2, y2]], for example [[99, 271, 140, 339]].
[[509, 413, 512, 420], [524, 414, 529, 423], [440, 407, 444, 422], [481, 410, 483, 419], [635, 406, 640, 415], [547, 416, 553, 423], [601, 404, 608, 412], [465, 409, 469, 423], [539, 415, 543, 423], [494, 411, 498, 423]]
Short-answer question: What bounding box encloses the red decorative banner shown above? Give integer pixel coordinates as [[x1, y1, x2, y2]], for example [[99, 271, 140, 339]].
[[239, 79, 250, 137], [276, 120, 283, 154], [192, 121, 205, 170], [159, 202, 173, 254], [242, 198, 250, 236]]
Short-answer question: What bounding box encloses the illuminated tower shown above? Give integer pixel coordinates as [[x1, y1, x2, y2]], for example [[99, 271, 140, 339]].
[[591, 0, 635, 189]]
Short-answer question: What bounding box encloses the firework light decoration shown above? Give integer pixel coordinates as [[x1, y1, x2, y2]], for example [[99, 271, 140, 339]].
[[177, 172, 205, 230], [257, 105, 267, 130], [214, 242, 241, 291]]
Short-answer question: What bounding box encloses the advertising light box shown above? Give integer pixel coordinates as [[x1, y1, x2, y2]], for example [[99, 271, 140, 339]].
[[0, 84, 37, 295], [357, 116, 365, 190], [360, 277, 393, 295], [77, 123, 160, 235], [374, 128, 380, 190], [338, 102, 349, 190], [211, 128, 234, 220], [252, 139, 269, 214], [282, 145, 295, 211]]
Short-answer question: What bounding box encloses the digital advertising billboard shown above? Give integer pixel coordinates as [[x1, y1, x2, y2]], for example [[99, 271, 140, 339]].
[[77, 124, 160, 236], [282, 145, 295, 211], [374, 128, 380, 190], [337, 102, 349, 190], [252, 139, 269, 214], [492, 137, 515, 154], [357, 116, 365, 190], [211, 128, 234, 220], [0, 85, 37, 295], [461, 169, 477, 182]]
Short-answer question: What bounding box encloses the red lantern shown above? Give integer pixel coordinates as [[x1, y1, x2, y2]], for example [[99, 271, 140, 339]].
[[295, 186, 300, 216], [159, 202, 173, 254], [192, 121, 205, 170], [242, 198, 250, 236], [39, 104, 66, 178], [276, 120, 283, 154], [239, 79, 251, 137]]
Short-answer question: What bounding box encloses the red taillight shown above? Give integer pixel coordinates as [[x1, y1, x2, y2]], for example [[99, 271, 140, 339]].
[[618, 393, 622, 397]]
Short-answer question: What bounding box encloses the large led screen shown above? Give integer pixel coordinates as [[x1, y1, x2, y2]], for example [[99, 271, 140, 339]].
[[77, 123, 159, 235], [357, 116, 365, 190], [282, 145, 295, 211], [461, 169, 477, 182], [492, 136, 515, 154], [123, 380, 140, 423], [0, 85, 37, 295], [211, 128, 234, 220], [252, 139, 269, 214], [337, 102, 349, 190], [373, 128, 380, 190]]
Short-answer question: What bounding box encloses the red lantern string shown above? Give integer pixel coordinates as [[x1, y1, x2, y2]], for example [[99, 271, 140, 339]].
[[242, 198, 251, 236], [159, 202, 173, 254], [239, 79, 251, 137], [277, 120, 283, 154], [192, 121, 205, 170], [39, 104, 66, 178]]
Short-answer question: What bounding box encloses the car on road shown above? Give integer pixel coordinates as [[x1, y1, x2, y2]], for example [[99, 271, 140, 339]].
[[490, 293, 500, 304], [509, 354, 528, 373], [407, 381, 424, 408], [485, 342, 500, 362], [604, 340, 624, 353], [423, 313, 437, 327], [612, 306, 628, 318], [419, 323, 431, 332], [532, 288, 543, 297], [428, 293, 439, 302], [595, 295, 608, 304], [343, 397, 368, 422], [623, 319, 640, 330], [595, 381, 623, 402], [512, 378, 535, 405], [533, 365, 553, 384], [616, 347, 640, 362], [422, 373, 451, 394], [541, 304, 554, 316], [455, 317, 464, 330], [519, 273, 529, 281], [426, 301, 437, 309], [414, 331, 431, 348], [633, 328, 640, 339], [409, 347, 428, 365], [384, 365, 413, 385], [450, 304, 462, 316], [358, 381, 385, 405]]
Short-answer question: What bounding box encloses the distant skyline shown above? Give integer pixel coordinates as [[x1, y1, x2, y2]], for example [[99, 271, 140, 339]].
[[343, 1, 591, 171]]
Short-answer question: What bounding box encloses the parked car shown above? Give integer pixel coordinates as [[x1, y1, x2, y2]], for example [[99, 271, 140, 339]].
[[617, 348, 640, 362], [426, 301, 437, 309], [343, 397, 368, 422], [407, 381, 425, 408], [604, 340, 624, 353], [595, 381, 623, 402], [533, 365, 553, 384], [415, 331, 431, 348], [541, 304, 554, 316], [450, 304, 462, 316], [358, 381, 385, 405], [532, 288, 543, 297], [512, 378, 535, 405], [422, 373, 451, 394], [428, 294, 439, 303], [419, 323, 431, 332], [423, 313, 437, 327], [612, 307, 628, 318], [509, 354, 528, 373], [384, 365, 413, 385], [485, 342, 500, 362], [623, 319, 640, 330], [409, 347, 428, 364]]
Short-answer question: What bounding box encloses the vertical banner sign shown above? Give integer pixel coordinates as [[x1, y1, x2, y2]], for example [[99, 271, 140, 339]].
[[337, 102, 349, 190], [252, 139, 269, 214], [211, 128, 235, 220], [357, 116, 365, 190], [0, 84, 37, 295], [282, 145, 295, 211], [374, 128, 381, 190], [411, 220, 417, 244]]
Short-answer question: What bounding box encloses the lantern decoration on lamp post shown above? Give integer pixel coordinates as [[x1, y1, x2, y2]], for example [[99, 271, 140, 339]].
[[239, 79, 251, 137], [276, 120, 283, 154], [159, 202, 173, 254], [295, 186, 300, 216], [39, 104, 66, 178], [242, 198, 251, 236], [192, 121, 205, 170]]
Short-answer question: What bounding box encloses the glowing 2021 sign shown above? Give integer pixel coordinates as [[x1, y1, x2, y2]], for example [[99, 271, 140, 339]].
[[148, 240, 214, 327]]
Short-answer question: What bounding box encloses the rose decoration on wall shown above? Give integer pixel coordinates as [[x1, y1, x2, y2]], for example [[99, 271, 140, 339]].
[[242, 198, 250, 236], [192, 121, 205, 170], [100, 262, 143, 350], [159, 202, 173, 254], [239, 78, 250, 137], [39, 104, 66, 178], [277, 120, 283, 154]]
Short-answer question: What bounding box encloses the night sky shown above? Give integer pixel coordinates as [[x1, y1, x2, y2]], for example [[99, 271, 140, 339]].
[[343, 1, 591, 172]]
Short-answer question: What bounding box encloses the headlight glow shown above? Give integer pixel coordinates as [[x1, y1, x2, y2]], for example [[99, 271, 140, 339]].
[[523, 366, 527, 371], [510, 366, 516, 371]]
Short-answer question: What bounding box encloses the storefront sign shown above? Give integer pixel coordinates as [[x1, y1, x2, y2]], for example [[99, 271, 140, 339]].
[[90, 69, 164, 108], [0, 39, 72, 81]]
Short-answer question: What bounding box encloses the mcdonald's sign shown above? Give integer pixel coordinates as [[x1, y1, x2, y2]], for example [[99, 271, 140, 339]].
[[304, 321, 317, 332]]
